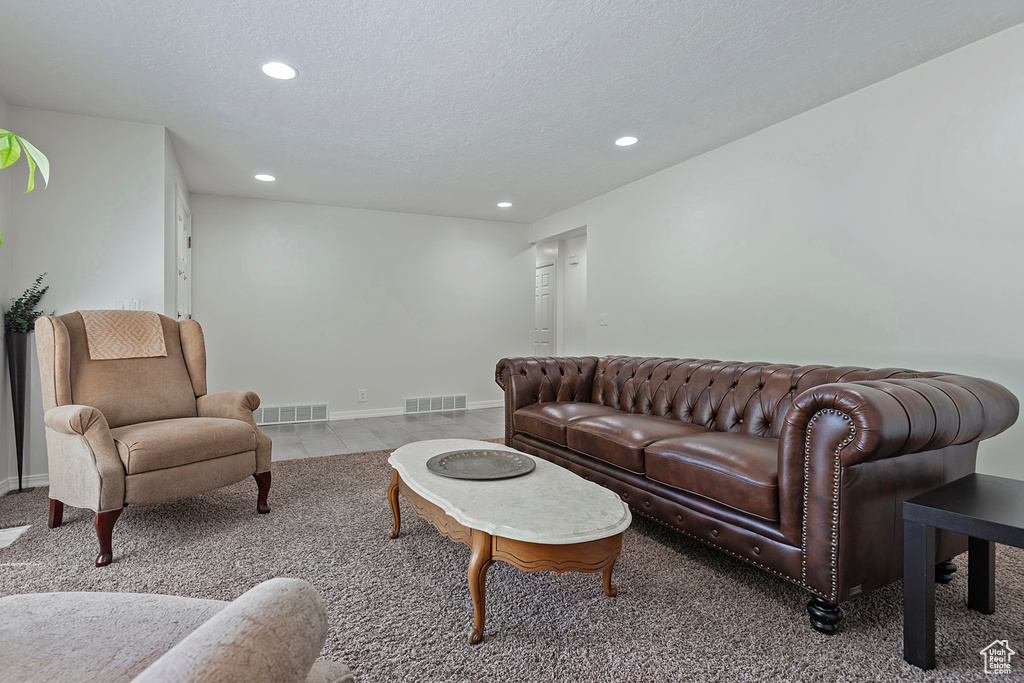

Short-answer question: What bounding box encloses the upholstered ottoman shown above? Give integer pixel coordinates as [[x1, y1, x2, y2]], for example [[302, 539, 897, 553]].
[[0, 577, 353, 682]]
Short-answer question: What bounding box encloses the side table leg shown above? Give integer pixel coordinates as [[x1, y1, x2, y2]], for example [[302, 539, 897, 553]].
[[387, 470, 401, 539], [904, 520, 936, 670], [968, 536, 995, 614], [468, 529, 493, 644]]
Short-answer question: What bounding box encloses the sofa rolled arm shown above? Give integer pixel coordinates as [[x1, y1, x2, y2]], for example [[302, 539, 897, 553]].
[[777, 375, 1017, 601], [780, 376, 1019, 468], [43, 405, 125, 512], [495, 357, 597, 412], [197, 391, 272, 473], [133, 578, 330, 683]]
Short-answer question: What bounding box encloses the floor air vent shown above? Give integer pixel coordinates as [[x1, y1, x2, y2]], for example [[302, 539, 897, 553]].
[[404, 394, 468, 414], [254, 403, 329, 426]]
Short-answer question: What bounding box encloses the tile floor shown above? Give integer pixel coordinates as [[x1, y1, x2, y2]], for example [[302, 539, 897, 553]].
[[260, 407, 506, 461]]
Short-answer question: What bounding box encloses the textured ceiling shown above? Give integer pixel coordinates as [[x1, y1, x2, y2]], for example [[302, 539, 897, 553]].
[[1, 1, 1022, 223]]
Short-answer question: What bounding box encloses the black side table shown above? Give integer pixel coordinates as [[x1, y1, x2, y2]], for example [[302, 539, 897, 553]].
[[903, 473, 1024, 669]]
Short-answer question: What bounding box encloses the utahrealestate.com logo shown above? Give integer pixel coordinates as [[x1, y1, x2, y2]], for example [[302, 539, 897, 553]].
[[981, 640, 1016, 675]]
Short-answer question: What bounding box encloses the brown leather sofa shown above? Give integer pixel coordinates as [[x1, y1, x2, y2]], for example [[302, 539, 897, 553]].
[[495, 356, 1019, 633]]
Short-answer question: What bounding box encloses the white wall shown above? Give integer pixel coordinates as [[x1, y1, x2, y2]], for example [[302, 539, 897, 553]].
[[5, 108, 170, 484], [0, 94, 12, 492], [190, 194, 534, 416], [535, 242, 558, 267], [8, 108, 166, 316], [530, 24, 1024, 479]]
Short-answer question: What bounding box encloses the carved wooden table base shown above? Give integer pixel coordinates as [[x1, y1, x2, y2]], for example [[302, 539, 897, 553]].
[[387, 469, 621, 644]]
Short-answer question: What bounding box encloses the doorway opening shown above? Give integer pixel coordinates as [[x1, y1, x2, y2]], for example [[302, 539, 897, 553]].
[[174, 185, 192, 320], [534, 227, 587, 357]]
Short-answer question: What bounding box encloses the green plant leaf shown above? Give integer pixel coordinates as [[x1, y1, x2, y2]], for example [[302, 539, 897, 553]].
[[24, 150, 36, 192], [0, 133, 20, 169], [17, 136, 49, 188]]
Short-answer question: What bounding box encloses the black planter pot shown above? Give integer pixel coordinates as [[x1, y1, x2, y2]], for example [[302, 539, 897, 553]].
[[5, 331, 30, 492]]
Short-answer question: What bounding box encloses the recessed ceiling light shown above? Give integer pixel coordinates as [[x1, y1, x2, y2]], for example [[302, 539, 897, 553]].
[[497, 202, 512, 208], [615, 136, 638, 147], [261, 62, 297, 80], [255, 174, 276, 182]]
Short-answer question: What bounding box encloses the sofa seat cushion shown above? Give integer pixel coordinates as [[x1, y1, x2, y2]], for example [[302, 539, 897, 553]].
[[567, 414, 710, 474], [645, 433, 780, 522], [112, 417, 258, 475], [513, 402, 624, 446]]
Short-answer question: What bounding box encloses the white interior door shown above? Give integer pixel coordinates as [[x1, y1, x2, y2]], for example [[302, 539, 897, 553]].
[[175, 187, 192, 320], [535, 263, 555, 356]]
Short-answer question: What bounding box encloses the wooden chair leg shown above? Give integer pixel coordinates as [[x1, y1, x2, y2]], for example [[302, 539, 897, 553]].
[[253, 472, 271, 514], [95, 508, 123, 567], [48, 499, 64, 528]]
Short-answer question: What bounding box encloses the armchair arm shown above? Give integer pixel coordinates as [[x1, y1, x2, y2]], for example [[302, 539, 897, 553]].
[[197, 390, 261, 422], [133, 578, 331, 683], [43, 405, 125, 512], [197, 391, 272, 473]]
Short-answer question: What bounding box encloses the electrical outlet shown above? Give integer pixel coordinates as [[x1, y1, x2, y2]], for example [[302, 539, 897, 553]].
[[115, 297, 142, 311], [358, 389, 368, 403]]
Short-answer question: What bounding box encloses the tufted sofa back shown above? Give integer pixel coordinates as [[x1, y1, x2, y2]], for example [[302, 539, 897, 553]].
[[589, 357, 944, 439]]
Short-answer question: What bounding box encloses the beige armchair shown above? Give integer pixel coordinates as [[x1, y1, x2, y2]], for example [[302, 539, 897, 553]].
[[35, 311, 272, 566]]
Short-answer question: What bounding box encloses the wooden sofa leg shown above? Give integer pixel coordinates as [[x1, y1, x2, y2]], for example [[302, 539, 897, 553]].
[[935, 560, 957, 584], [48, 499, 64, 528], [95, 509, 123, 567], [253, 472, 271, 514], [807, 594, 844, 635]]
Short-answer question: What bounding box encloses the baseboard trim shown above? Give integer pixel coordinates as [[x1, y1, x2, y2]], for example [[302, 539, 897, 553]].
[[468, 399, 503, 410], [1, 473, 50, 496], [0, 402, 509, 490], [329, 400, 503, 422], [329, 407, 406, 421]]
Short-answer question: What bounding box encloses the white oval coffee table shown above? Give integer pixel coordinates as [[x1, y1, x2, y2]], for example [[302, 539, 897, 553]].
[[387, 438, 631, 643]]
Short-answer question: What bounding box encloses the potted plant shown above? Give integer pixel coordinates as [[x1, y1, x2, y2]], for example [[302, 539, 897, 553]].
[[3, 274, 53, 492], [0, 129, 49, 246]]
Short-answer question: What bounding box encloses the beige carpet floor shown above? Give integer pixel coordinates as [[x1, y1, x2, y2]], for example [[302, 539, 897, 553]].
[[1, 448, 1022, 682]]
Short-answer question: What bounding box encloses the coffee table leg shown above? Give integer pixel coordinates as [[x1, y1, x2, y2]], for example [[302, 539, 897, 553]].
[[387, 469, 401, 539], [968, 536, 996, 614], [603, 556, 619, 597], [904, 519, 936, 669], [468, 529, 493, 644]]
